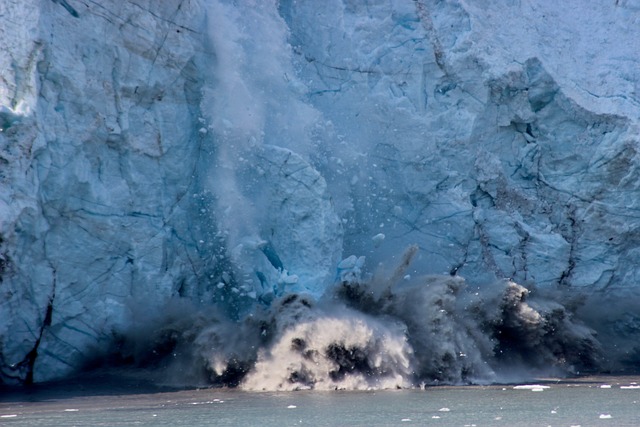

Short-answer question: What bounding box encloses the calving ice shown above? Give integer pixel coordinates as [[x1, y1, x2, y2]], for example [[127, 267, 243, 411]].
[[0, 0, 639, 388]]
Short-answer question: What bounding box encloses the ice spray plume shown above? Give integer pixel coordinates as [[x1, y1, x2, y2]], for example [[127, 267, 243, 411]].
[[110, 248, 602, 390], [200, 0, 341, 303], [241, 294, 414, 391]]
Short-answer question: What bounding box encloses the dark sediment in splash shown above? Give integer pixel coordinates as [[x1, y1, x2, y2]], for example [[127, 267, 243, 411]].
[[71, 246, 618, 391], [332, 248, 602, 386]]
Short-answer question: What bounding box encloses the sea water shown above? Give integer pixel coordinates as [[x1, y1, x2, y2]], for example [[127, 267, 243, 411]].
[[2, 376, 639, 426]]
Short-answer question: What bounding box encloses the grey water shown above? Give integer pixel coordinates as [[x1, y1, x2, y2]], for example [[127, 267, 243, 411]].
[[2, 376, 640, 426]]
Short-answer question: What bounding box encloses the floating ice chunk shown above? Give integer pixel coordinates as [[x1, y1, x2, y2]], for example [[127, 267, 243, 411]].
[[64, 409, 79, 412], [600, 384, 612, 388], [432, 415, 441, 419], [401, 419, 411, 422], [513, 385, 550, 391], [372, 233, 385, 247], [620, 385, 640, 389], [287, 405, 297, 409], [1, 415, 17, 418], [438, 408, 450, 412], [599, 414, 612, 419]]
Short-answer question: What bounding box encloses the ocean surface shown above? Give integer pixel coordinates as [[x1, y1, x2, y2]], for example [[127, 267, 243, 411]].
[[1, 376, 639, 426]]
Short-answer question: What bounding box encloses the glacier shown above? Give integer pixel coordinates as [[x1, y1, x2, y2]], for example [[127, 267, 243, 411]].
[[1, 0, 639, 388]]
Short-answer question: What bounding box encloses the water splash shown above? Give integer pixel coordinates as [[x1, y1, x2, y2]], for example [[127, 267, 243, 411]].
[[105, 246, 602, 390]]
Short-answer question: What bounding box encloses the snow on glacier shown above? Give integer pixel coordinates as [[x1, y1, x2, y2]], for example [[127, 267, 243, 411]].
[[0, 0, 639, 387]]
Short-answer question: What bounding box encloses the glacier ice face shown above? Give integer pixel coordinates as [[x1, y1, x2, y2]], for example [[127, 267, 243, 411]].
[[280, 0, 639, 291], [1, 0, 213, 383], [1, 0, 639, 386], [206, 144, 342, 299]]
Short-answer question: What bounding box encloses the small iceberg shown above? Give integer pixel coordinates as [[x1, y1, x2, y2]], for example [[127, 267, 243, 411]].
[[513, 384, 550, 391]]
